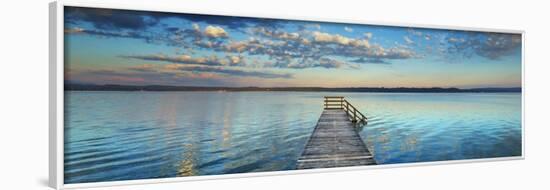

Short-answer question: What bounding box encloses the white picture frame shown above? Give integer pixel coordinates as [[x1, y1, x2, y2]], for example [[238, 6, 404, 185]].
[[49, 0, 525, 189]]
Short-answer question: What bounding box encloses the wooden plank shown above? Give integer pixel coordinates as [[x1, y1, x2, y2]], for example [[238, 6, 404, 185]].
[[297, 109, 376, 169]]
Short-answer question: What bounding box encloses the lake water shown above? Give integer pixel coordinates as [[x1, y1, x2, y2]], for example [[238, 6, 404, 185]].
[[64, 91, 522, 184]]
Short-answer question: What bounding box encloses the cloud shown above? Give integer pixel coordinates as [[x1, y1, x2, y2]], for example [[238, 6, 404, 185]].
[[126, 64, 158, 72], [228, 55, 242, 65], [253, 27, 301, 42], [350, 58, 391, 64], [68, 68, 236, 86], [181, 14, 250, 30], [64, 27, 85, 34], [165, 24, 229, 42], [408, 28, 423, 37], [197, 28, 414, 67], [127, 64, 293, 79], [445, 33, 521, 60], [404, 36, 414, 44], [318, 58, 348, 68], [344, 27, 353, 32], [204, 26, 229, 38], [127, 63, 292, 79], [64, 27, 149, 40], [181, 14, 287, 31], [64, 23, 230, 48], [65, 6, 286, 32], [116, 26, 416, 68], [476, 34, 522, 59], [191, 23, 200, 31], [65, 7, 161, 30], [313, 32, 351, 45], [424, 34, 431, 41], [280, 57, 348, 69], [312, 32, 370, 48], [447, 37, 465, 43], [304, 24, 321, 30], [121, 54, 245, 66], [379, 46, 417, 59], [177, 66, 293, 78], [364, 32, 373, 39], [66, 8, 420, 69]]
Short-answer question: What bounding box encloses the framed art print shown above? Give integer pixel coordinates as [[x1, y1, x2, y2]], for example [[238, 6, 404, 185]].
[[49, 1, 524, 189]]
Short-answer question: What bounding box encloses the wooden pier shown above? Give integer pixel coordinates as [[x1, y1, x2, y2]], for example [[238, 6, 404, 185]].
[[297, 96, 376, 169]]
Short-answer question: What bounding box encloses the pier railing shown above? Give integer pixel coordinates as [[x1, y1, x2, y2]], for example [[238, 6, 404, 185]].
[[324, 96, 368, 124]]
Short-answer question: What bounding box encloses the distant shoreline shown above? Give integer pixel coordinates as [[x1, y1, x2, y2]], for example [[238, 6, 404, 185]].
[[65, 84, 522, 93]]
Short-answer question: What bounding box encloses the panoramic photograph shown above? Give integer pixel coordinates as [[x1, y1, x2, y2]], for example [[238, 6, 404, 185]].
[[63, 6, 522, 184]]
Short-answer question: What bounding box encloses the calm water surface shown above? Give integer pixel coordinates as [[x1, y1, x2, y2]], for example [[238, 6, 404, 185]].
[[64, 91, 521, 183]]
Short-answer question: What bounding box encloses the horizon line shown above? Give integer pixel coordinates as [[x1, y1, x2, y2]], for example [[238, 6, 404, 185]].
[[65, 82, 521, 90]]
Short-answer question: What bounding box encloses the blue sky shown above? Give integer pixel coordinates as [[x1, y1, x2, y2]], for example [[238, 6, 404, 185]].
[[64, 6, 522, 88]]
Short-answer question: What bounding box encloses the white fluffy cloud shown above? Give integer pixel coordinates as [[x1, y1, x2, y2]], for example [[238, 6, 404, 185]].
[[204, 25, 228, 38], [313, 32, 349, 45], [228, 55, 243, 65], [253, 27, 302, 42], [312, 32, 370, 48], [112, 24, 419, 69]]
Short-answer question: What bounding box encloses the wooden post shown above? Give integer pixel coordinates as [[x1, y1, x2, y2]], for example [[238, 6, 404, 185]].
[[351, 108, 357, 123]]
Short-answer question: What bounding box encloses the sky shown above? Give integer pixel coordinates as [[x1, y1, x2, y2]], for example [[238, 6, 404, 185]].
[[64, 6, 522, 88]]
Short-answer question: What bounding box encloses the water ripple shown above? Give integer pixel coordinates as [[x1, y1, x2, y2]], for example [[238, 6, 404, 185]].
[[64, 91, 521, 183]]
